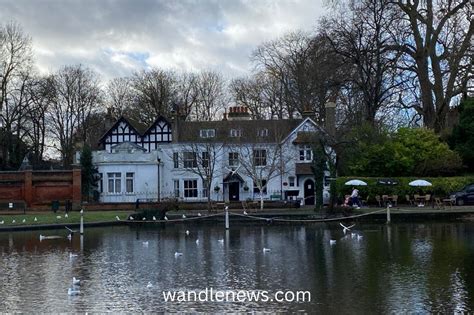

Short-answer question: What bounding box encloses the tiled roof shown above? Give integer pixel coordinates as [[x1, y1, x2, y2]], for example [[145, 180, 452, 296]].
[[174, 119, 303, 143]]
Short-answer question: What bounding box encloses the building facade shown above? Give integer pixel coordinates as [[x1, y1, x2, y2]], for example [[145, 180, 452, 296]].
[[91, 107, 333, 205]]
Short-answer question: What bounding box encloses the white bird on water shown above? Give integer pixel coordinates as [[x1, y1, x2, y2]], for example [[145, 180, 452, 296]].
[[12, 219, 16, 224], [142, 217, 146, 221], [243, 211, 248, 215], [182, 214, 186, 219], [174, 252, 183, 257], [143, 241, 149, 247], [263, 248, 271, 253], [129, 216, 134, 220], [197, 213, 202, 217], [339, 223, 355, 235], [164, 216, 168, 221], [22, 219, 26, 223], [330, 239, 337, 245], [116, 216, 120, 221], [147, 281, 153, 288], [152, 216, 156, 221], [196, 239, 199, 245], [34, 217, 37, 222], [68, 287, 80, 296], [185, 230, 190, 236], [65, 213, 68, 218], [72, 277, 80, 285]]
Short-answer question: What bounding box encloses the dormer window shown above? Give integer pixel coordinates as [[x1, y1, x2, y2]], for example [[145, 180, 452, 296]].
[[230, 129, 242, 137], [257, 129, 268, 137], [200, 129, 215, 138]]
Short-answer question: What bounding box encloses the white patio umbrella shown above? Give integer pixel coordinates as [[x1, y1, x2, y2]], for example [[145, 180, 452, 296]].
[[409, 179, 432, 187], [345, 179, 368, 186]]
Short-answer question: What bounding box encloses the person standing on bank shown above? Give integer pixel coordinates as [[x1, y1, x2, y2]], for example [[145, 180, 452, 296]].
[[351, 187, 361, 209]]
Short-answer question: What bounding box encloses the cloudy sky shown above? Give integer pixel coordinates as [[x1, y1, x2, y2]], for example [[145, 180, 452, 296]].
[[1, 0, 327, 81]]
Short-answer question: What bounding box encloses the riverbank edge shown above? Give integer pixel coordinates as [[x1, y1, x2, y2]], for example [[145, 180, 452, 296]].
[[1, 207, 474, 232]]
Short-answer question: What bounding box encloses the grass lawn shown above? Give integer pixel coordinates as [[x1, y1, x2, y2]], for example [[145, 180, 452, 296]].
[[0, 211, 131, 227]]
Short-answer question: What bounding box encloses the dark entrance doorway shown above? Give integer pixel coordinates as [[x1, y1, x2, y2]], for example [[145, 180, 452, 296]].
[[228, 182, 240, 201], [304, 179, 315, 205]]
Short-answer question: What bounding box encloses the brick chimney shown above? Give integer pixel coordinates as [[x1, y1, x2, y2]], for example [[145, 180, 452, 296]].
[[324, 101, 336, 137], [227, 106, 251, 120]]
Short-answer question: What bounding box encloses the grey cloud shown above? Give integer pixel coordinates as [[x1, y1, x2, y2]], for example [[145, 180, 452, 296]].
[[1, 0, 326, 81]]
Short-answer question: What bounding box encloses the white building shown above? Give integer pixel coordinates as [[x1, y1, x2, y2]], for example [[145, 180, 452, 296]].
[[92, 106, 334, 205]]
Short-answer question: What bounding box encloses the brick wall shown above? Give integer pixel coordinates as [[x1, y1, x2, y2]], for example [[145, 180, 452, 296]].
[[0, 169, 81, 210]]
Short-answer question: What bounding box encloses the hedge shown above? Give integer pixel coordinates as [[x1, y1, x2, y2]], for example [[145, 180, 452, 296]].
[[335, 176, 474, 204]]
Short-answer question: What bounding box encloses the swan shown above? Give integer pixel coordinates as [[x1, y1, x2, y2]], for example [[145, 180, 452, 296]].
[[65, 213, 68, 218], [115, 216, 120, 221], [147, 282, 153, 288], [22, 219, 26, 223], [68, 287, 80, 296], [152, 216, 156, 221], [174, 252, 183, 257], [34, 217, 37, 222], [330, 239, 337, 245], [182, 214, 186, 219], [72, 277, 80, 285], [12, 219, 16, 224], [243, 211, 248, 215], [142, 217, 146, 221], [196, 239, 199, 245], [185, 230, 190, 236], [164, 216, 168, 221], [339, 223, 355, 234], [129, 216, 134, 220], [197, 213, 202, 217], [263, 248, 271, 253]]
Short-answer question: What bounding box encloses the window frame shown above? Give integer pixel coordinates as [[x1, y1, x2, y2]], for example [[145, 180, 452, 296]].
[[184, 179, 198, 198], [125, 172, 134, 194], [107, 172, 121, 194], [253, 149, 267, 166], [183, 152, 198, 168], [229, 152, 239, 167]]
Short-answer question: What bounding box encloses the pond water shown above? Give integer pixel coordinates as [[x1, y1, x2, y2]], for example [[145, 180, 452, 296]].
[[0, 221, 473, 313]]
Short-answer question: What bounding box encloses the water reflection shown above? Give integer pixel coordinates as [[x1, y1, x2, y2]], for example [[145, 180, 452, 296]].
[[0, 222, 473, 312]]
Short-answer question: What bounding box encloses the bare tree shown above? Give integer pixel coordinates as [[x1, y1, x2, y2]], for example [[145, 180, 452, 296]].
[[191, 71, 227, 121], [131, 68, 178, 124], [320, 0, 403, 125], [47, 65, 102, 168], [0, 21, 33, 115], [392, 0, 473, 132], [105, 77, 135, 119], [172, 141, 225, 210]]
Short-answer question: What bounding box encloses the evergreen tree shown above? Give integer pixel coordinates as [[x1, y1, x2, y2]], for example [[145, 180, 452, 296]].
[[80, 145, 98, 201], [450, 98, 474, 172]]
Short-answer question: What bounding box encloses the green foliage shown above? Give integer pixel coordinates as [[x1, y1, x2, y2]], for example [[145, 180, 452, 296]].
[[450, 98, 474, 171], [311, 139, 327, 210], [80, 145, 98, 200], [335, 176, 474, 203], [344, 126, 462, 176]]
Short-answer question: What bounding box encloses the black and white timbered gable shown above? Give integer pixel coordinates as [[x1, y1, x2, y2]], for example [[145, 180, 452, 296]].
[[99, 116, 172, 152], [142, 116, 172, 152]]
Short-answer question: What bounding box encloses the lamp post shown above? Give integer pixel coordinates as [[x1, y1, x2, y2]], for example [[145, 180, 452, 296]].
[[157, 157, 161, 201]]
